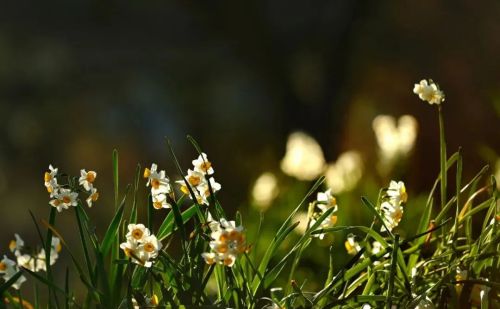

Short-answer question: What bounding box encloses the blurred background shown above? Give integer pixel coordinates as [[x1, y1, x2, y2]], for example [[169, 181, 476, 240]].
[[0, 0, 499, 297]]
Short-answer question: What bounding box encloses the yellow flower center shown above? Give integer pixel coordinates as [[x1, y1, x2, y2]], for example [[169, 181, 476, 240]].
[[91, 192, 99, 202], [9, 240, 17, 251], [86, 172, 96, 183], [44, 172, 52, 182], [394, 209, 403, 221], [132, 229, 143, 240], [144, 242, 155, 253], [151, 178, 161, 189], [200, 161, 212, 173], [56, 242, 62, 253], [47, 186, 53, 193], [143, 168, 151, 178], [217, 243, 228, 253], [153, 201, 163, 209], [204, 255, 216, 265], [223, 257, 233, 266], [62, 196, 72, 204], [228, 230, 241, 241], [188, 175, 201, 186], [124, 248, 132, 257], [180, 184, 190, 195], [345, 240, 356, 254], [330, 215, 338, 225], [151, 294, 159, 305], [0, 262, 6, 271]]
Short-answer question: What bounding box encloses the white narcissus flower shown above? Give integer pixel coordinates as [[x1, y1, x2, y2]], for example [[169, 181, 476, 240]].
[[139, 235, 162, 260], [186, 169, 204, 187], [152, 193, 171, 210], [345, 234, 361, 255], [121, 224, 161, 268], [126, 224, 150, 243], [387, 180, 408, 205], [86, 187, 99, 208], [310, 189, 339, 240], [413, 79, 444, 105], [317, 189, 337, 208], [380, 201, 403, 232], [44, 164, 59, 197], [0, 255, 26, 289], [79, 169, 97, 191], [192, 153, 214, 175], [201, 252, 218, 265], [49, 188, 78, 212], [9, 234, 24, 255], [196, 177, 222, 205], [144, 163, 171, 195], [202, 217, 246, 267]]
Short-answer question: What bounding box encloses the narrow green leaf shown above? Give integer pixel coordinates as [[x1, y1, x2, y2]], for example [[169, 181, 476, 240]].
[[0, 271, 24, 294], [157, 204, 197, 240], [101, 185, 130, 256], [361, 196, 394, 239]]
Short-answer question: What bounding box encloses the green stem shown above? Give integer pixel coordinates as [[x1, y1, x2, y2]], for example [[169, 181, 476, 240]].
[[439, 106, 447, 211]]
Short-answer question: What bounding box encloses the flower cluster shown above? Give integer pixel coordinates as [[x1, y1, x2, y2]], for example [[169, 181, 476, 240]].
[[79, 169, 99, 207], [176, 153, 221, 206], [120, 224, 162, 268], [144, 163, 172, 210], [380, 180, 408, 232], [413, 79, 444, 105], [202, 216, 247, 267], [0, 234, 61, 289], [44, 165, 99, 211], [309, 189, 338, 240]]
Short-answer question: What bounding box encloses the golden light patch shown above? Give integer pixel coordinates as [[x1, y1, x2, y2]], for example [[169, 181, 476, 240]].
[[143, 168, 151, 178], [44, 172, 52, 182]]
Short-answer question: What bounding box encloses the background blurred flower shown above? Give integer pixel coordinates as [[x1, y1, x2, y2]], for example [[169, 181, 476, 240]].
[[325, 151, 363, 194], [251, 172, 279, 210], [280, 132, 326, 181], [372, 115, 418, 174]]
